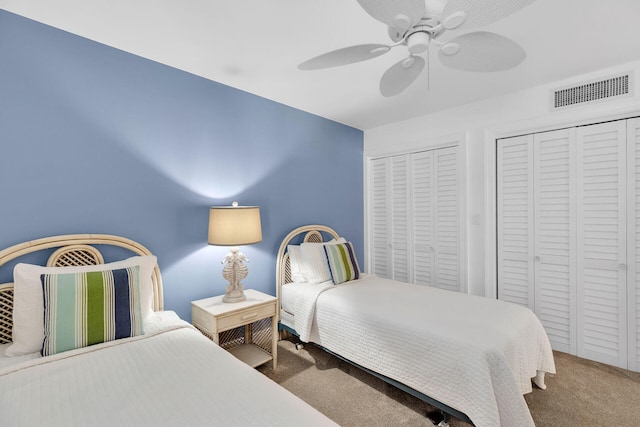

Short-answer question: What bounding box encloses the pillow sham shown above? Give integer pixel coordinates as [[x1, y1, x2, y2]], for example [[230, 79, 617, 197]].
[[41, 266, 144, 356], [287, 245, 307, 283], [6, 255, 156, 356], [299, 238, 346, 284], [324, 242, 361, 284]]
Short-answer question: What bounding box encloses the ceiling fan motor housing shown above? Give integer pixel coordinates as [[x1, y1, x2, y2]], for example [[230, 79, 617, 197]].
[[407, 29, 430, 54]]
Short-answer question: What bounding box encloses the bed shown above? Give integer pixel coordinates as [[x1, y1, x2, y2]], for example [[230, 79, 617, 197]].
[[276, 225, 556, 427], [0, 234, 337, 427]]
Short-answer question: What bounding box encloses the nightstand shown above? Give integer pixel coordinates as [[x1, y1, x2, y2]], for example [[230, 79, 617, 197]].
[[191, 289, 278, 369]]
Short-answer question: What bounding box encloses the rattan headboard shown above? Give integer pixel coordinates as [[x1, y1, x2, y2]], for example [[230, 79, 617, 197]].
[[0, 234, 164, 344], [275, 225, 340, 321]]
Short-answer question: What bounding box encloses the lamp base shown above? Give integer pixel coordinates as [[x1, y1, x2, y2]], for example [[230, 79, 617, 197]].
[[221, 247, 249, 304], [222, 288, 246, 303]]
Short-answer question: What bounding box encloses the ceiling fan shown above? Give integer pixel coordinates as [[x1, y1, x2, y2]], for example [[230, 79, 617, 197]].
[[298, 0, 536, 97]]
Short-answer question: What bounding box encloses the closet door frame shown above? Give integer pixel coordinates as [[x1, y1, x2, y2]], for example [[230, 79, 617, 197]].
[[627, 118, 640, 371]]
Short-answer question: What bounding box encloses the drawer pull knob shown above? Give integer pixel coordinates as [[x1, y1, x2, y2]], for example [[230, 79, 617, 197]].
[[242, 313, 258, 320]]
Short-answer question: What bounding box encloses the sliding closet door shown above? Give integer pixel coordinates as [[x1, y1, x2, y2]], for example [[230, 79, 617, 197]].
[[534, 129, 577, 354], [628, 118, 640, 371], [497, 135, 535, 309], [576, 120, 627, 367]]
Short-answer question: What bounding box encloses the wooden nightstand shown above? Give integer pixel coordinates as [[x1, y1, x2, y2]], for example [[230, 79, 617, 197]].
[[191, 289, 278, 369]]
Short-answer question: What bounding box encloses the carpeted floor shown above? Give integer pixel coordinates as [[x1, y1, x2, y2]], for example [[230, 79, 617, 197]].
[[258, 338, 640, 426]]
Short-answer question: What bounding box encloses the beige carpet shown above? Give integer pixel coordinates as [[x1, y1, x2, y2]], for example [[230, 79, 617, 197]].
[[258, 338, 640, 427]]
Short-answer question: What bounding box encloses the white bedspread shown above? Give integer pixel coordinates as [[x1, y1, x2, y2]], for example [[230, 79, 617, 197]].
[[281, 280, 333, 342], [282, 276, 555, 427], [1, 312, 336, 427]]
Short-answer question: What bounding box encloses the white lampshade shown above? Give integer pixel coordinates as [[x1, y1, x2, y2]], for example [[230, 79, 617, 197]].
[[208, 204, 262, 246]]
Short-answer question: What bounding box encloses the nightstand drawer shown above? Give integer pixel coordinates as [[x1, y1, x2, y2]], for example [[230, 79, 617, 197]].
[[191, 305, 217, 337], [217, 303, 275, 332]]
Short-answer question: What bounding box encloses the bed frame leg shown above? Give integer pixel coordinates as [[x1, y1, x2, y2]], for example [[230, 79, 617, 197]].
[[436, 411, 450, 427]]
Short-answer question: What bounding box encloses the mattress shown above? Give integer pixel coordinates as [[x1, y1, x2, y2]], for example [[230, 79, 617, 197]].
[[281, 275, 555, 427], [1, 311, 336, 427]]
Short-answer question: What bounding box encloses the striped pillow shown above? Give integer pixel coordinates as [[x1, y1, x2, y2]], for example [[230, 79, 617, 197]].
[[324, 242, 361, 284], [40, 266, 144, 356]]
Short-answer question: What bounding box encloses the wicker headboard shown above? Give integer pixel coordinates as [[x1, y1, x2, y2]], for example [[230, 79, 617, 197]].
[[275, 225, 340, 321], [0, 234, 164, 344]]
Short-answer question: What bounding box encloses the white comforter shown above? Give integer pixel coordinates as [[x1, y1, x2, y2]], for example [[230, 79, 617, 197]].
[[282, 276, 556, 427], [285, 279, 334, 343], [1, 312, 336, 427]]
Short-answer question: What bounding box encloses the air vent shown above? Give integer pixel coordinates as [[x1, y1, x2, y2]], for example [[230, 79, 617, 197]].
[[552, 73, 633, 109]]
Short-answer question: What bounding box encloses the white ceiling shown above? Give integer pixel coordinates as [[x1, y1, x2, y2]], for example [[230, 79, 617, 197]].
[[2, 0, 640, 130]]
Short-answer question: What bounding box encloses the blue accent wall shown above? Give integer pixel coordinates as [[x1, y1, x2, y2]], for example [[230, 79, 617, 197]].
[[0, 10, 364, 321]]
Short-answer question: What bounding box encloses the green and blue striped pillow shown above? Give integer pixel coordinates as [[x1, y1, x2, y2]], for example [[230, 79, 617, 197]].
[[324, 242, 360, 285], [40, 266, 144, 356]]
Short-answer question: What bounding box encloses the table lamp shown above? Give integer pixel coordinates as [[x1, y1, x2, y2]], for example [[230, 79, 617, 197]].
[[208, 202, 262, 303]]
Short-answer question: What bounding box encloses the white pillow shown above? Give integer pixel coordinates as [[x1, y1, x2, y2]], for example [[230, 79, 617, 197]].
[[6, 255, 157, 356], [287, 245, 307, 283], [299, 238, 346, 284]]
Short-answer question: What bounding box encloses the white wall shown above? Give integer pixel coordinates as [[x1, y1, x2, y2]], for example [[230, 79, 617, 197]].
[[364, 60, 640, 297]]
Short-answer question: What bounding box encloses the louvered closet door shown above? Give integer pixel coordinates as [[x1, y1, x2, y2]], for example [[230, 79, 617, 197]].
[[369, 148, 460, 290], [411, 151, 435, 286], [534, 129, 577, 354], [628, 118, 640, 371], [576, 121, 627, 368], [369, 156, 411, 281], [497, 135, 535, 309], [390, 155, 410, 282], [370, 158, 390, 277], [434, 146, 460, 291]]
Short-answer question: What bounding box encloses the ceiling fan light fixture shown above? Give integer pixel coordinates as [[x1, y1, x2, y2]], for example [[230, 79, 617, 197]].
[[407, 31, 430, 54], [443, 11, 468, 30], [392, 13, 411, 31], [440, 42, 461, 56], [401, 56, 416, 69]]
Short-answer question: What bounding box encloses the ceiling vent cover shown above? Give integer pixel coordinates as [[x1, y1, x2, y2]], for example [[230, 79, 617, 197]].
[[552, 73, 633, 110]]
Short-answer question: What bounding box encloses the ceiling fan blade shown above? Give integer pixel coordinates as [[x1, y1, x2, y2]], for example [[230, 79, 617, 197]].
[[357, 0, 425, 32], [438, 31, 526, 72], [298, 44, 391, 70], [442, 0, 536, 30], [379, 55, 425, 97]]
